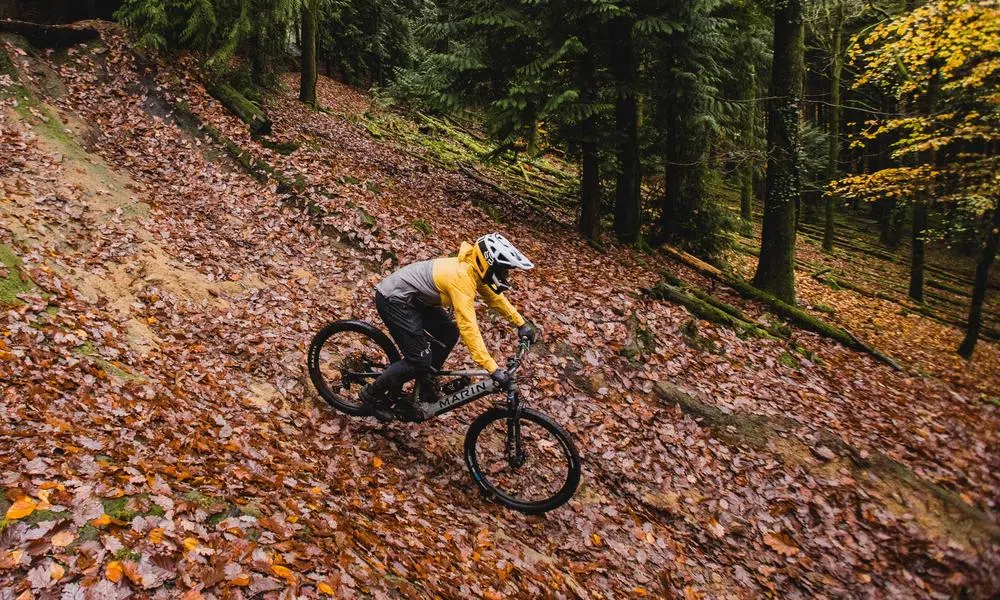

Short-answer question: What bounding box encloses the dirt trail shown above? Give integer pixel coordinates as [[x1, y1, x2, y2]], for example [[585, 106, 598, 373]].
[[1, 26, 998, 598]]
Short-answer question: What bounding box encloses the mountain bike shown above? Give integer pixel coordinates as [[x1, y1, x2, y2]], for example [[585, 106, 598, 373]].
[[307, 320, 581, 514]]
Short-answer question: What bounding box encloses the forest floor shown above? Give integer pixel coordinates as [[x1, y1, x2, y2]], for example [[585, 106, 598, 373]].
[[1, 23, 999, 599]]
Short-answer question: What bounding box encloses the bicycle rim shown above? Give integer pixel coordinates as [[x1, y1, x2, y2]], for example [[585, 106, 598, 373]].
[[464, 408, 581, 514], [308, 322, 396, 415]]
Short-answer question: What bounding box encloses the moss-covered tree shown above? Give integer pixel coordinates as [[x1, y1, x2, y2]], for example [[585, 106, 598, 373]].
[[753, 0, 805, 304]]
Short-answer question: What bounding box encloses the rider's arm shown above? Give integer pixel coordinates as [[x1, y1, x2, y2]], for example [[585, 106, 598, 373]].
[[477, 282, 526, 327], [451, 290, 500, 373]]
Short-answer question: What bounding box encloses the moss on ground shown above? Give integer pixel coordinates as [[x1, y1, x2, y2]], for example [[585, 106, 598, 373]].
[[25, 509, 72, 524], [101, 495, 166, 522], [0, 245, 32, 305], [113, 548, 141, 561], [412, 219, 432, 235], [75, 342, 146, 381], [778, 351, 800, 369], [76, 524, 99, 542]]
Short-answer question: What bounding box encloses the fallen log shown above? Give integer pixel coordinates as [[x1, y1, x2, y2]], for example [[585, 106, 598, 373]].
[[0, 20, 99, 48], [661, 245, 903, 370], [647, 282, 779, 340], [205, 80, 272, 136]]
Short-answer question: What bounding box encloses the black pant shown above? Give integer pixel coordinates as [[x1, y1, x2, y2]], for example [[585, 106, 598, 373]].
[[372, 290, 459, 396]]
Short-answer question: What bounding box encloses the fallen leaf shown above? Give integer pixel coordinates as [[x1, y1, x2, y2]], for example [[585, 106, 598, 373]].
[[6, 497, 37, 520], [372, 456, 383, 469], [183, 537, 199, 552], [90, 514, 111, 527], [106, 560, 123, 583], [763, 532, 800, 557], [51, 530, 75, 547], [149, 528, 165, 544], [271, 564, 296, 583], [317, 582, 335, 595], [51, 562, 65, 580]]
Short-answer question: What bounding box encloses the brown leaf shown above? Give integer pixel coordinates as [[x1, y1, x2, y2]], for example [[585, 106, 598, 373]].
[[763, 532, 800, 557]]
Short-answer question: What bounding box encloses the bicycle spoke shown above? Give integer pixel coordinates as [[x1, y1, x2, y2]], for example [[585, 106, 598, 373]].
[[474, 417, 569, 504], [315, 330, 388, 409]]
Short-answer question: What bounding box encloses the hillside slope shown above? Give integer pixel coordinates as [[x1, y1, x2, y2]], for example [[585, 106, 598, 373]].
[[1, 24, 998, 598]]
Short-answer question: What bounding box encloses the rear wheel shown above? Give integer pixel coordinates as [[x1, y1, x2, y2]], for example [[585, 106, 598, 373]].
[[307, 321, 399, 416], [464, 407, 581, 514]]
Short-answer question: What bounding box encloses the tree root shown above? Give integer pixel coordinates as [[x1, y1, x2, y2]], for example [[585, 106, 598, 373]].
[[660, 246, 903, 370], [654, 381, 1000, 549]]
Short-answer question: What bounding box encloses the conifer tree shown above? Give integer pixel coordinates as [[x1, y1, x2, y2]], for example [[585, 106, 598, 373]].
[[753, 0, 805, 304]]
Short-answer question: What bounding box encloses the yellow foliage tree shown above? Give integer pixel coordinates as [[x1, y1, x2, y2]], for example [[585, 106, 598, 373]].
[[835, 0, 999, 358]]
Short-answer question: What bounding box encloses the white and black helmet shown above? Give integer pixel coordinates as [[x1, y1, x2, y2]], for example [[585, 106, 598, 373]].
[[472, 233, 534, 294]]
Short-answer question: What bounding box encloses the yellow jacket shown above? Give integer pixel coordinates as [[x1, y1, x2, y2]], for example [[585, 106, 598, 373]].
[[375, 242, 525, 373], [433, 242, 524, 372]]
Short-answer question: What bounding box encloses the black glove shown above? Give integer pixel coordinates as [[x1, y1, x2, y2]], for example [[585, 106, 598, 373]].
[[517, 321, 539, 343], [491, 368, 511, 389]]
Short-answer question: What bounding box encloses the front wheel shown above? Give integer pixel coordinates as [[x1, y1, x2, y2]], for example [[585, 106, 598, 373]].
[[464, 407, 581, 514]]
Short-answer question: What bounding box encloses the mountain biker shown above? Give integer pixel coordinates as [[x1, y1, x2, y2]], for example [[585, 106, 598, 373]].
[[360, 233, 539, 421]]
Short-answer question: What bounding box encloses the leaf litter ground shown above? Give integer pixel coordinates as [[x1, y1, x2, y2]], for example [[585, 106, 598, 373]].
[[0, 26, 998, 599]]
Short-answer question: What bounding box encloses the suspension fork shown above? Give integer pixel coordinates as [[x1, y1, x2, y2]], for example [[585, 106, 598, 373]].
[[504, 379, 525, 468]]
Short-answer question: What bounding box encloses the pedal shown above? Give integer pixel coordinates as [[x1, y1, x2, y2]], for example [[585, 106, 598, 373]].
[[441, 376, 471, 395]]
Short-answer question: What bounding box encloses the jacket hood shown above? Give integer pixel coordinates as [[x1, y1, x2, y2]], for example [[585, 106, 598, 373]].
[[457, 241, 476, 264]]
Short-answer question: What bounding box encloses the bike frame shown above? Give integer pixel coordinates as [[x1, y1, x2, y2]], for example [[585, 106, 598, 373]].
[[344, 338, 529, 424], [415, 339, 528, 422]]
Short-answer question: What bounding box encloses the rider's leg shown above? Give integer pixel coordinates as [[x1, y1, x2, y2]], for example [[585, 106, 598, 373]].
[[421, 307, 459, 371], [370, 291, 433, 400], [411, 307, 458, 402]]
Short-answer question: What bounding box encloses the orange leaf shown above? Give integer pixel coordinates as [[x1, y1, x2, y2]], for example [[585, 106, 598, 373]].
[[229, 574, 250, 586], [123, 560, 144, 585], [372, 456, 383, 469], [106, 560, 123, 583], [183, 537, 199, 552], [5, 497, 37, 520], [271, 564, 296, 583], [317, 582, 335, 595], [90, 513, 111, 527], [149, 528, 165, 543], [51, 562, 65, 580], [763, 531, 800, 556], [51, 529, 76, 547], [590, 533, 602, 546]]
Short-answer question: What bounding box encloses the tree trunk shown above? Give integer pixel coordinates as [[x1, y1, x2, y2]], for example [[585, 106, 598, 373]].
[[753, 0, 804, 304], [879, 198, 895, 246], [578, 44, 601, 241], [612, 19, 641, 244], [299, 0, 318, 106], [823, 10, 843, 252], [888, 206, 906, 250], [958, 206, 1000, 358], [909, 202, 927, 301]]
